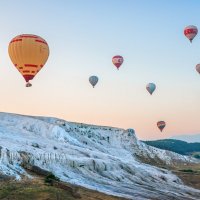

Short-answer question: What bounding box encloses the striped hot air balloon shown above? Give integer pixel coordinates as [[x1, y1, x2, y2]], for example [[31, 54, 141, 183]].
[[157, 121, 166, 132], [8, 34, 49, 87]]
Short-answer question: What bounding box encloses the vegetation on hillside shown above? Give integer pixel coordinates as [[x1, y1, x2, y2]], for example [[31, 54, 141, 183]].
[[0, 178, 124, 200], [143, 139, 200, 158]]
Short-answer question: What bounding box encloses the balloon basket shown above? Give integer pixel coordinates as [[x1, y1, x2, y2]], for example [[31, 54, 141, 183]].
[[26, 82, 32, 87]]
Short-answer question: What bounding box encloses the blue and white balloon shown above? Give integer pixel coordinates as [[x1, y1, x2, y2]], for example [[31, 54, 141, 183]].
[[146, 83, 156, 95]]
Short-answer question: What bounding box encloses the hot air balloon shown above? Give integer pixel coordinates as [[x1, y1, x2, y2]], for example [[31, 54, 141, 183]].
[[157, 121, 166, 132], [112, 55, 123, 70], [8, 34, 49, 87], [184, 25, 198, 43], [196, 64, 200, 74], [146, 83, 156, 95], [89, 76, 98, 88]]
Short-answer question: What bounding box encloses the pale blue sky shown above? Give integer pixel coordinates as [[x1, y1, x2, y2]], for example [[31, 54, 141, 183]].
[[0, 0, 199, 140]]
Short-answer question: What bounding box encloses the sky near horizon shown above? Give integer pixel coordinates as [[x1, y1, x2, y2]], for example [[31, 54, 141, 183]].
[[0, 0, 199, 140]]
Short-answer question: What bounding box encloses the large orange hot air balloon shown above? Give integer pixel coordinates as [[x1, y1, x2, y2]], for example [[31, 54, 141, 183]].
[[8, 34, 49, 87]]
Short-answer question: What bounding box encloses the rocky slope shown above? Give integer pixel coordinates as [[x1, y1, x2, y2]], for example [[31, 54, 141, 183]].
[[0, 112, 200, 200]]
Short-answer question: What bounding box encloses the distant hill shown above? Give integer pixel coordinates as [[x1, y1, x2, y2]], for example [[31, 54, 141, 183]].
[[171, 134, 200, 143], [143, 139, 200, 159]]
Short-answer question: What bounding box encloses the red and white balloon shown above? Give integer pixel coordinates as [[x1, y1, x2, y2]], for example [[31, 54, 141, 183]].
[[184, 25, 198, 43], [157, 121, 166, 132], [196, 64, 200, 74], [112, 55, 124, 70]]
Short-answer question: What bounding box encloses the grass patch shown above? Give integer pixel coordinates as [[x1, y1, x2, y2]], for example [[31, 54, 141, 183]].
[[0, 177, 124, 200], [0, 181, 76, 200]]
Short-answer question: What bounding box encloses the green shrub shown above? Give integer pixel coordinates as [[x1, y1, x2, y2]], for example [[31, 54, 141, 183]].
[[44, 173, 60, 185], [194, 154, 200, 159], [179, 169, 194, 173]]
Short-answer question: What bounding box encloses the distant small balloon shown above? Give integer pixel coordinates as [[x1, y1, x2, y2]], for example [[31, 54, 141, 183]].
[[196, 64, 200, 74], [89, 76, 98, 88], [112, 55, 123, 70], [184, 25, 198, 43], [157, 121, 166, 132], [146, 83, 156, 95]]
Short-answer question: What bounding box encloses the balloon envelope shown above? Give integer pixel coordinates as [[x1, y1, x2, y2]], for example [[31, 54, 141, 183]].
[[146, 83, 156, 95], [196, 64, 200, 74], [184, 25, 198, 43], [157, 121, 166, 132], [8, 34, 49, 86], [112, 55, 123, 69], [89, 76, 98, 87]]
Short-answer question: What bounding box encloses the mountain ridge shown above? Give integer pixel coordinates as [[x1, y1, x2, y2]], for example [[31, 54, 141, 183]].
[[171, 134, 200, 143]]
